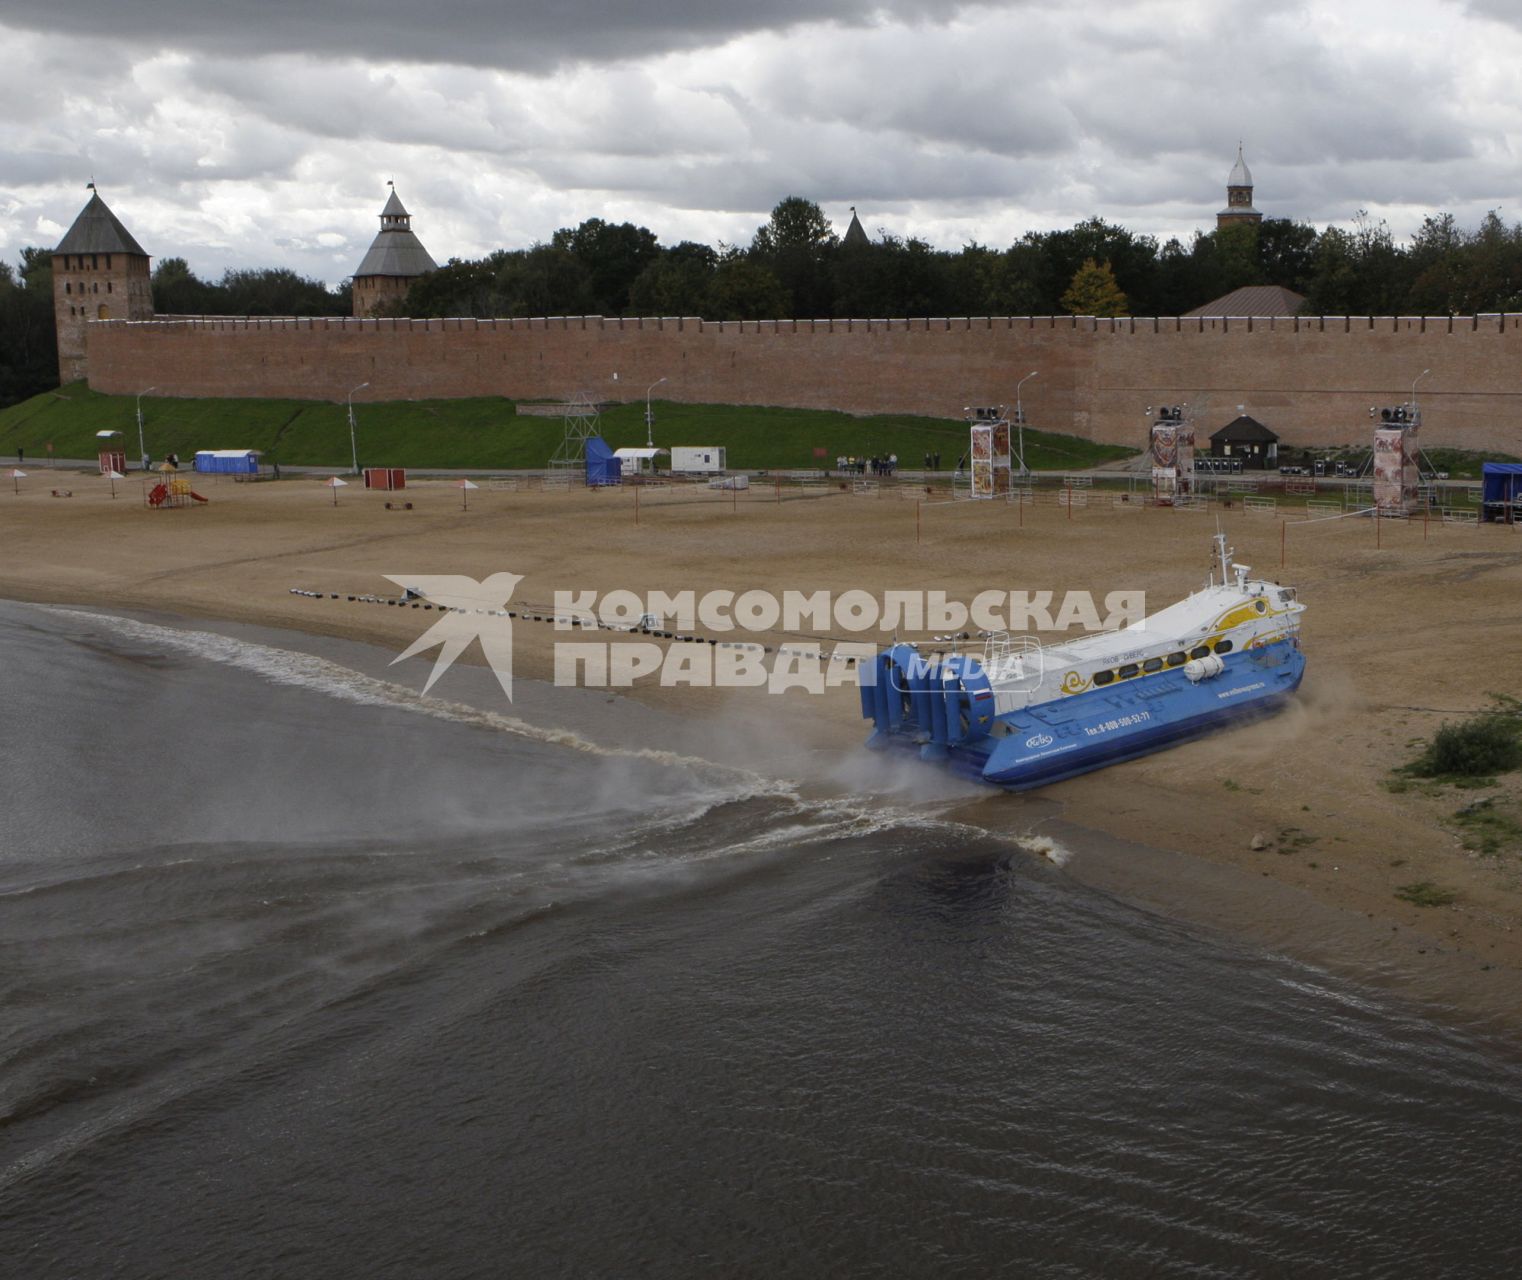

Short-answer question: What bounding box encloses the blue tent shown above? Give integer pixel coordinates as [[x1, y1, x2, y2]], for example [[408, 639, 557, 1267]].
[[1481, 462, 1522, 522], [194, 449, 261, 475], [585, 436, 622, 487]]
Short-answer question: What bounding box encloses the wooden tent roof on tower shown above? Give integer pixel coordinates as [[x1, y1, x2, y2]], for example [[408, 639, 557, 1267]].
[[54, 190, 149, 257], [354, 188, 438, 278]]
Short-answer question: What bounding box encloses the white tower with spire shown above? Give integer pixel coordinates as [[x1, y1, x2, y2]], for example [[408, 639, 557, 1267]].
[[1217, 144, 1263, 228]]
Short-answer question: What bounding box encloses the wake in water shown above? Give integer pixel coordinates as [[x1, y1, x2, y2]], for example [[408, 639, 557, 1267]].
[[36, 604, 1024, 860]]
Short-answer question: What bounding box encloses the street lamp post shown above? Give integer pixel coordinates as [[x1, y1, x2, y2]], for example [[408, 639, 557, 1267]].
[[136, 386, 157, 471], [348, 381, 370, 475], [1411, 368, 1431, 409], [1014, 370, 1038, 476], [645, 377, 667, 449]]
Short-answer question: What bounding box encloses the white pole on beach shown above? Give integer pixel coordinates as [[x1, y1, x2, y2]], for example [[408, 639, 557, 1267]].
[[645, 377, 666, 449], [348, 382, 370, 475], [1014, 371, 1037, 477], [136, 386, 157, 471]]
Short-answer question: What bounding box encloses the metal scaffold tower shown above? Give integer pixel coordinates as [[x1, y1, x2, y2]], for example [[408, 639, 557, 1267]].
[[547, 392, 602, 475]]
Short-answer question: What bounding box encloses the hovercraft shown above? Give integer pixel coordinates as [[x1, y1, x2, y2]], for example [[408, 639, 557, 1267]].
[[861, 533, 1305, 790]]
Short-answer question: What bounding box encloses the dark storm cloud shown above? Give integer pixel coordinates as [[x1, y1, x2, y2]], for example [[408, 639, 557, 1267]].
[[1, 0, 988, 69], [4, 0, 1520, 281], [1466, 0, 1522, 28]]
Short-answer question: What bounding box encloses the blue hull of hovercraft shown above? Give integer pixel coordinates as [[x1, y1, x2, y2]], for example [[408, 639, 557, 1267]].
[[862, 640, 1305, 792]]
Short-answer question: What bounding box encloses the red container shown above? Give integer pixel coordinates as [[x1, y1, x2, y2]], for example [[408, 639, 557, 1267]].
[[99, 449, 126, 475], [364, 467, 406, 490]]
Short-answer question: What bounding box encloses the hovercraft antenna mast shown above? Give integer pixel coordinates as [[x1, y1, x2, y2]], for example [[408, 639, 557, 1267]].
[[1212, 528, 1233, 587]]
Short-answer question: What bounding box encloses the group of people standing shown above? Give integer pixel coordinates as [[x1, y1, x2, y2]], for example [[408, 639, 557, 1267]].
[[834, 454, 901, 476]]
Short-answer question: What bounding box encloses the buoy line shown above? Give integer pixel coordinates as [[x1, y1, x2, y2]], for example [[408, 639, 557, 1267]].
[[285, 588, 861, 663]]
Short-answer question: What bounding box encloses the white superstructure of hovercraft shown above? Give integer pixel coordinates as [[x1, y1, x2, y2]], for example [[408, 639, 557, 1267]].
[[861, 533, 1306, 790]]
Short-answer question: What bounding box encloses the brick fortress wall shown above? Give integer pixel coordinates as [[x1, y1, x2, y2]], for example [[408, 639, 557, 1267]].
[[83, 312, 1522, 451]]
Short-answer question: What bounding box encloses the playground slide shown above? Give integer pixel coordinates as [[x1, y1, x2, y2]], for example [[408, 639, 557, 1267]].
[[146, 484, 210, 506]]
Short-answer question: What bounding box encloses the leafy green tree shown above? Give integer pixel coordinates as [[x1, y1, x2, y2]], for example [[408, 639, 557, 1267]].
[[1301, 225, 1359, 313], [830, 228, 882, 317], [1407, 213, 1463, 313], [945, 242, 1005, 315], [1060, 258, 1128, 316], [629, 242, 717, 315], [1000, 239, 1059, 314], [707, 250, 789, 319], [1459, 210, 1522, 311], [1256, 218, 1320, 292], [752, 196, 836, 256], [19, 247, 52, 294], [1211, 222, 1262, 293], [395, 253, 508, 317], [1032, 218, 1158, 312], [496, 244, 596, 317], [881, 235, 956, 316], [216, 267, 345, 316], [832, 230, 957, 318], [0, 249, 59, 405], [152, 257, 217, 314], [1348, 211, 1408, 313], [751, 196, 836, 317], [1302, 212, 1410, 314], [1151, 236, 1206, 315], [551, 218, 660, 314]]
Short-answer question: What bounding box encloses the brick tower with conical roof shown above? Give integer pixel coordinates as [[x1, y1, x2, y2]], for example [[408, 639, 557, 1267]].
[[351, 185, 438, 317], [51, 185, 154, 384]]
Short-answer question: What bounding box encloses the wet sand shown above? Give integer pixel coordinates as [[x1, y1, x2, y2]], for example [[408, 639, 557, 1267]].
[[5, 469, 1521, 1027]]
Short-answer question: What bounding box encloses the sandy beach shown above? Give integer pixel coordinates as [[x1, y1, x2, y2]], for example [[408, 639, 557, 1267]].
[[5, 468, 1521, 1026]]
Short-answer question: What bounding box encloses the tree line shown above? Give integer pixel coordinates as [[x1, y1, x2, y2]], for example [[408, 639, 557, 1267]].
[[0, 251, 59, 409], [150, 259, 350, 317], [384, 199, 1522, 323]]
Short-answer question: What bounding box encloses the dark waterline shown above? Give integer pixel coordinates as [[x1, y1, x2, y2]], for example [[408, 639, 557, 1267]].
[[2, 601, 1520, 1278]]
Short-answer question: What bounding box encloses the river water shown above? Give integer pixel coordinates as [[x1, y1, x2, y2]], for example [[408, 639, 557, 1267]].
[[1, 600, 1519, 1277]]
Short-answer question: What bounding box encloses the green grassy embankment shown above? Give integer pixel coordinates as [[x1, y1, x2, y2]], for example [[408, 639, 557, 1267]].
[[0, 385, 1134, 472]]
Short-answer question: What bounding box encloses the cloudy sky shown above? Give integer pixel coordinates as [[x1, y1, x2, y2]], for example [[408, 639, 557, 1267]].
[[3, 0, 1519, 287]]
